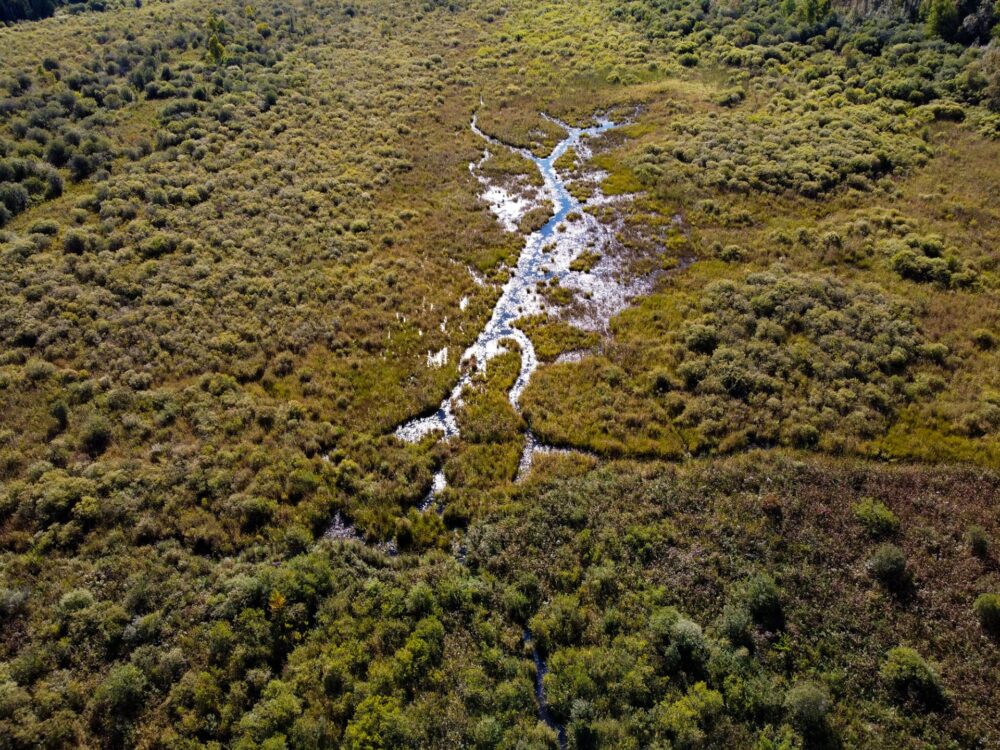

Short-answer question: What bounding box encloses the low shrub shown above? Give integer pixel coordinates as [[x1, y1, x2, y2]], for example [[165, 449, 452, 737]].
[[852, 498, 900, 537], [880, 647, 945, 708], [784, 681, 830, 734], [966, 525, 990, 557], [746, 575, 784, 631], [867, 544, 909, 591], [973, 593, 1000, 635]]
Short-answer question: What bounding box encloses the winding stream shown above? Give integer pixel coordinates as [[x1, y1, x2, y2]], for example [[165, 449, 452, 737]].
[[395, 112, 615, 481], [312, 111, 612, 739]]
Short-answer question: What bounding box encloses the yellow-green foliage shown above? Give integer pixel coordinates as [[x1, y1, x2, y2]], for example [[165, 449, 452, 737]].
[[515, 314, 599, 361]]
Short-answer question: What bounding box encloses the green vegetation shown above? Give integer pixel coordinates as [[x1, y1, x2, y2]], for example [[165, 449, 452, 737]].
[[881, 646, 946, 709], [974, 593, 1000, 635], [1, 0, 998, 746]]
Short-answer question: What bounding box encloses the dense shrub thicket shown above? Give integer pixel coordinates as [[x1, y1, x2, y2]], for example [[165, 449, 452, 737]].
[[523, 269, 944, 455], [669, 270, 929, 450]]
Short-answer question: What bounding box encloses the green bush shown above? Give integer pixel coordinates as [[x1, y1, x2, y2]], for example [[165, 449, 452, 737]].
[[880, 647, 945, 708], [80, 415, 112, 455], [966, 525, 990, 557], [783, 681, 830, 733], [973, 593, 1000, 635], [867, 544, 909, 590], [656, 682, 724, 747], [719, 604, 753, 648], [92, 662, 147, 716], [746, 575, 784, 631], [852, 498, 900, 537]]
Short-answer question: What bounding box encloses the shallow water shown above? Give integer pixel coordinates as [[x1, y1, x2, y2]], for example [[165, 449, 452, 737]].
[[395, 114, 615, 453], [339, 113, 618, 737], [525, 628, 568, 749]]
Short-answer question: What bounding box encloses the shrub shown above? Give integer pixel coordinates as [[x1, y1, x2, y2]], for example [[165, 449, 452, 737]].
[[0, 182, 30, 215], [81, 415, 112, 455], [93, 663, 147, 717], [63, 229, 90, 254], [971, 329, 996, 350], [966, 525, 989, 557], [58, 588, 95, 613], [746, 575, 784, 631], [852, 498, 900, 537], [973, 593, 1000, 635], [784, 681, 830, 733], [671, 617, 709, 669], [719, 603, 753, 648], [867, 544, 909, 590], [880, 647, 945, 708], [656, 682, 724, 746], [0, 587, 29, 621], [25, 358, 56, 382]]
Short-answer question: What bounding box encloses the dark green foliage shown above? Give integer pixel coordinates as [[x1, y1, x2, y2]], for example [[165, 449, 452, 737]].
[[80, 414, 111, 455], [746, 574, 785, 631], [783, 681, 830, 734], [966, 525, 990, 557], [925, 0, 960, 40], [0, 0, 56, 23]]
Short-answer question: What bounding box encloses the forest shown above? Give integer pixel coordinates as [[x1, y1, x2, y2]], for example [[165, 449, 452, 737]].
[[0, 0, 998, 746]]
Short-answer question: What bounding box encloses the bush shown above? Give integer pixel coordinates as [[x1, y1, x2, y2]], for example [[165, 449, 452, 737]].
[[852, 498, 900, 537], [971, 329, 996, 350], [0, 182, 30, 215], [880, 647, 945, 708], [784, 681, 830, 733], [719, 603, 753, 648], [656, 682, 724, 746], [81, 415, 112, 455], [966, 525, 989, 557], [867, 544, 909, 590], [746, 575, 784, 631], [63, 229, 91, 254], [973, 593, 1000, 636], [93, 663, 147, 716]]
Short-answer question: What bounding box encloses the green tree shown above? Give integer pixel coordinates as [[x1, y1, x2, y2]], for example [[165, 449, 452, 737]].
[[343, 696, 406, 750], [207, 33, 226, 64], [925, 0, 959, 39]]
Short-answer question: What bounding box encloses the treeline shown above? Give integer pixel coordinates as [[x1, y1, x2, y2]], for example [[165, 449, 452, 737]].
[[1, 0, 56, 23], [834, 0, 999, 43], [0, 0, 111, 24]]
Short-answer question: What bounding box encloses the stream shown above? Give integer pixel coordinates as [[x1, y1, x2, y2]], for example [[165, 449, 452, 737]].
[[394, 112, 615, 742], [526, 628, 568, 748], [329, 110, 616, 739], [395, 111, 615, 482]]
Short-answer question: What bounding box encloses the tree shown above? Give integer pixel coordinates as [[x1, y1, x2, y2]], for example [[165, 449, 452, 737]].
[[343, 695, 407, 750], [207, 33, 225, 64], [925, 0, 960, 39]]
